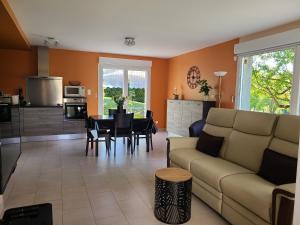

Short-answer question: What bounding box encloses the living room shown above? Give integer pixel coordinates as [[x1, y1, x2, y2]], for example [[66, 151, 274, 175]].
[[0, 0, 300, 225]]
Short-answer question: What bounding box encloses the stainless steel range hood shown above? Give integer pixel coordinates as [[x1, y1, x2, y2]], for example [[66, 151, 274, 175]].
[[37, 46, 50, 77], [25, 46, 63, 106]]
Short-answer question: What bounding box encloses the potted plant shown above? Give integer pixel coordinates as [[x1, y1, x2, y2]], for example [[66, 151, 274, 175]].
[[112, 95, 127, 112], [197, 79, 212, 100]]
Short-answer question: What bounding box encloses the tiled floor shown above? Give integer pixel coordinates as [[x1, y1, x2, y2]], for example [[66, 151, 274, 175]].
[[4, 132, 228, 225]]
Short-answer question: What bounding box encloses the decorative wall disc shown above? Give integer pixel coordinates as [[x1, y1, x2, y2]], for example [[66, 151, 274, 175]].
[[187, 66, 201, 89]]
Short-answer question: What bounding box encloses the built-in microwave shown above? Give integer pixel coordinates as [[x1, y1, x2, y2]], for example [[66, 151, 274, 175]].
[[64, 86, 85, 97]]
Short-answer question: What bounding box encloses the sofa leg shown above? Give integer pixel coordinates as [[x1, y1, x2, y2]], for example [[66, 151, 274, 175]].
[[166, 138, 170, 167]]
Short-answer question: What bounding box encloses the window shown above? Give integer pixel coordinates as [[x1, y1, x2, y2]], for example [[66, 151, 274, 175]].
[[236, 46, 300, 115], [98, 58, 151, 118]]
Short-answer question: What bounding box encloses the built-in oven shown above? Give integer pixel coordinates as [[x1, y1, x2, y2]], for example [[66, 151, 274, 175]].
[[0, 104, 11, 122], [64, 98, 87, 119]]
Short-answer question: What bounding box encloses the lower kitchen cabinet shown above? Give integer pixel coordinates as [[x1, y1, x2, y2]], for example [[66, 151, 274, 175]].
[[20, 107, 86, 136], [63, 119, 86, 134]]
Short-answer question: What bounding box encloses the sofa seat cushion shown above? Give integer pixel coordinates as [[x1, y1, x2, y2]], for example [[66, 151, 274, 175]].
[[190, 157, 253, 192], [221, 173, 276, 222], [169, 149, 209, 170]]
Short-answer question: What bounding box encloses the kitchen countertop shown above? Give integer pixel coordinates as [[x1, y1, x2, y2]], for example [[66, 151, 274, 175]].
[[20, 105, 63, 108]]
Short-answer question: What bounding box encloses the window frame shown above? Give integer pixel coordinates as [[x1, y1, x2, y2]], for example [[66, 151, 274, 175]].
[[235, 45, 300, 115], [98, 57, 152, 115]]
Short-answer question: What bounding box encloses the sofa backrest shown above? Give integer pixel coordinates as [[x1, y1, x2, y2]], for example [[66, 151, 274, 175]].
[[269, 115, 300, 158], [224, 110, 277, 172], [203, 108, 237, 158]]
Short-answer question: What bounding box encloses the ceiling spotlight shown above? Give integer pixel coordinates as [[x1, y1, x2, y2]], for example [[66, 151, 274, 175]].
[[124, 37, 135, 47]]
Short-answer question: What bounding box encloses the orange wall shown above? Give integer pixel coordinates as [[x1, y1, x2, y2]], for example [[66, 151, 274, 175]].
[[0, 48, 37, 94], [49, 49, 169, 128], [167, 39, 239, 108], [0, 48, 168, 128]]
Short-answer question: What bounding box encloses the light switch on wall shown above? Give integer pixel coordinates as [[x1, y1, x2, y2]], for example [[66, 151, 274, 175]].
[[87, 89, 92, 96]]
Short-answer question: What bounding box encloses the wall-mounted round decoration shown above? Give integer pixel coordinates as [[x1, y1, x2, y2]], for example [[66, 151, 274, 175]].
[[187, 66, 201, 89]]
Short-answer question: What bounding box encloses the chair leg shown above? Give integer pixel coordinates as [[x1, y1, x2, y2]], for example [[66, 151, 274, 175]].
[[85, 138, 89, 156], [133, 134, 136, 150], [96, 139, 99, 157], [146, 133, 150, 152], [137, 135, 139, 146], [91, 138, 94, 149], [114, 137, 117, 156], [105, 136, 110, 154], [150, 133, 153, 150], [130, 135, 134, 154], [123, 137, 125, 144]]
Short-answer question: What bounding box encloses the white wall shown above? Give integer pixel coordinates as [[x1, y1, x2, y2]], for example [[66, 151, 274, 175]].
[[293, 137, 300, 225]]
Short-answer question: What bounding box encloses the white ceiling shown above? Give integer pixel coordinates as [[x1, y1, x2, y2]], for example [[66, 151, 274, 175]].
[[8, 0, 300, 58]]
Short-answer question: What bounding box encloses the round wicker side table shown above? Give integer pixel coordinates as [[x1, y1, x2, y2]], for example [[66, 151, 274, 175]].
[[154, 168, 192, 224]]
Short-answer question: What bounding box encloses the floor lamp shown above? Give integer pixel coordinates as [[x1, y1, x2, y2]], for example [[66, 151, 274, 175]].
[[214, 71, 227, 108]]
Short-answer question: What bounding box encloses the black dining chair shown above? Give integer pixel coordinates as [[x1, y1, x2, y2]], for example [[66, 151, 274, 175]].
[[108, 108, 126, 115], [109, 108, 126, 144], [133, 110, 154, 152], [85, 116, 110, 156], [110, 113, 134, 155]]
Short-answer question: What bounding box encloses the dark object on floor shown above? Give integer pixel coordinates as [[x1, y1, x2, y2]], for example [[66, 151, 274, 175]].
[[154, 168, 192, 224], [1, 203, 53, 225]]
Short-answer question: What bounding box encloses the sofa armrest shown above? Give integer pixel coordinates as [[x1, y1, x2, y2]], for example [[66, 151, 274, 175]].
[[166, 137, 198, 167], [272, 183, 295, 225]]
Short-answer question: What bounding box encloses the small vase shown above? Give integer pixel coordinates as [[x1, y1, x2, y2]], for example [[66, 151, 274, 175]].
[[204, 95, 209, 101]]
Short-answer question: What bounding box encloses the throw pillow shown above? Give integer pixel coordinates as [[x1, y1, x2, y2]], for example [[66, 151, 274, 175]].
[[258, 148, 297, 185], [196, 131, 224, 157]]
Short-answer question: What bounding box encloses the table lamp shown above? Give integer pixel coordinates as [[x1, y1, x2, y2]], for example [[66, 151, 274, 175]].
[[214, 71, 227, 108]]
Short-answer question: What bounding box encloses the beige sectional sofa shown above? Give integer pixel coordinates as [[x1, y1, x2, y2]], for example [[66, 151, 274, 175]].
[[167, 108, 300, 225]]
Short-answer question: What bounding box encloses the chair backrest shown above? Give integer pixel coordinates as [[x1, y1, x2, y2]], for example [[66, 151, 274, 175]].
[[133, 118, 152, 131], [146, 110, 153, 118], [109, 109, 126, 115], [113, 113, 134, 130], [85, 116, 93, 129]]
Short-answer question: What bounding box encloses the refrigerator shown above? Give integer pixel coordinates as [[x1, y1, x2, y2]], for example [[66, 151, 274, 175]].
[[26, 76, 63, 106]]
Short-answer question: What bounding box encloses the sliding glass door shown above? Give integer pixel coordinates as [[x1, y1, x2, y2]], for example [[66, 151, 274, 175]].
[[99, 60, 150, 118]]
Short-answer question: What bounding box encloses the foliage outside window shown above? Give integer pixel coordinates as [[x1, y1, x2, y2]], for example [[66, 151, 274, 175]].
[[249, 49, 295, 114]]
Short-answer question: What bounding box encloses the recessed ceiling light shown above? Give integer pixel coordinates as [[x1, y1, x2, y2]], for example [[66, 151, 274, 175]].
[[124, 37, 135, 47]]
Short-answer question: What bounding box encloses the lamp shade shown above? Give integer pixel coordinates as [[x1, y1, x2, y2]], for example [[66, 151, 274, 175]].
[[214, 71, 227, 77]]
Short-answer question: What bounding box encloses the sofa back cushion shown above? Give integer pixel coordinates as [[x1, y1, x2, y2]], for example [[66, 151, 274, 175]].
[[203, 108, 237, 157], [269, 114, 300, 158], [224, 110, 277, 172]]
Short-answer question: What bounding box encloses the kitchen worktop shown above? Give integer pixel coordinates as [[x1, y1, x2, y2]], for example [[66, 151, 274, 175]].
[[20, 105, 63, 108]]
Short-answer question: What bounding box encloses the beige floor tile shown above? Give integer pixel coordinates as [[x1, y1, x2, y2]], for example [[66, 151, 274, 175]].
[[4, 132, 228, 225], [96, 215, 129, 225]]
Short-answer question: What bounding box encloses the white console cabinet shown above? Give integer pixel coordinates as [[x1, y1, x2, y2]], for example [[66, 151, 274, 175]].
[[166, 100, 215, 136]]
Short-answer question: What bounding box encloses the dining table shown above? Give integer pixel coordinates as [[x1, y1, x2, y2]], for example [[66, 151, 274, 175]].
[[89, 114, 157, 152]]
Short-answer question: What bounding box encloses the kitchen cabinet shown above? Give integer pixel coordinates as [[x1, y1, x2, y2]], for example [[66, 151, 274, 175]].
[[0, 106, 21, 193], [21, 107, 64, 136], [19, 107, 86, 136], [63, 119, 86, 134]]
